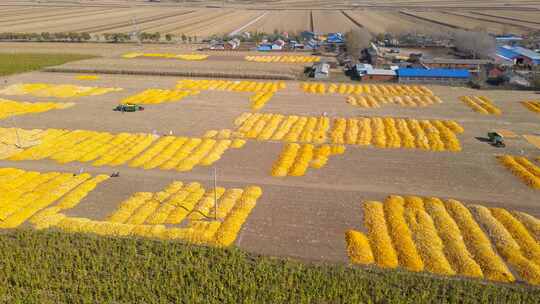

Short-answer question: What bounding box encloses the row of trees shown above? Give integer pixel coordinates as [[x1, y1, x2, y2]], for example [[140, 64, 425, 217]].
[[346, 27, 497, 60], [0, 32, 199, 43]]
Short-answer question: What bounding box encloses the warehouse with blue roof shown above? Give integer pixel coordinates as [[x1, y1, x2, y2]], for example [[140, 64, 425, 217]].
[[397, 68, 470, 84], [496, 45, 540, 66]]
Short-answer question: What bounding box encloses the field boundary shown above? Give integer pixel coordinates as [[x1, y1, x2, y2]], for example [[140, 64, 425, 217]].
[[43, 67, 297, 80]]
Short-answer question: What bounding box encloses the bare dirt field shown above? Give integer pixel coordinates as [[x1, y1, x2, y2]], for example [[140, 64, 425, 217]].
[[0, 43, 539, 266], [1, 2, 539, 36]]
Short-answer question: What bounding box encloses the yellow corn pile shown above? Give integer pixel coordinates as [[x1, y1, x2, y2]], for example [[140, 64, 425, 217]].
[[346, 195, 540, 285], [497, 155, 540, 189], [0, 98, 74, 120], [521, 101, 540, 114], [176, 79, 286, 93], [302, 83, 433, 96], [0, 83, 122, 98], [346, 94, 442, 108], [120, 89, 199, 105], [233, 113, 463, 152], [0, 128, 46, 159], [250, 92, 274, 111], [0, 167, 109, 229], [76, 75, 99, 80], [31, 180, 262, 247], [245, 55, 320, 63], [271, 143, 345, 177], [460, 96, 502, 115], [1, 127, 245, 171], [122, 53, 208, 60]]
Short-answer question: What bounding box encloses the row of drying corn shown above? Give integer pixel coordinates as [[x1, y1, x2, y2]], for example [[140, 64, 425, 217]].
[[0, 98, 74, 120], [271, 143, 345, 177], [233, 113, 464, 151], [0, 167, 109, 228], [250, 92, 274, 110], [302, 83, 433, 96], [460, 96, 502, 115], [2, 128, 246, 171], [75, 75, 99, 80], [122, 53, 208, 60], [522, 101, 540, 114], [346, 195, 540, 285], [245, 55, 320, 63], [0, 128, 45, 158], [346, 94, 442, 108], [497, 155, 540, 189], [176, 79, 286, 93], [120, 89, 199, 105], [0, 83, 122, 98], [31, 180, 262, 247], [234, 113, 330, 144]]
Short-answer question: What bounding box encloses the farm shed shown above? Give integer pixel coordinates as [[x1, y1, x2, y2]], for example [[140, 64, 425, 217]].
[[421, 58, 491, 72], [311, 62, 330, 79], [397, 68, 470, 84], [361, 69, 396, 82], [496, 46, 540, 66]]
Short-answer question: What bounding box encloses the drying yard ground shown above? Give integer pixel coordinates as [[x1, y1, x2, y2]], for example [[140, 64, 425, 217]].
[[0, 44, 539, 271], [1, 2, 539, 36]]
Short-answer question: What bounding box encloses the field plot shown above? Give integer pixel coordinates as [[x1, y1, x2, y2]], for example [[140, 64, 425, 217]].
[[401, 10, 530, 34], [473, 10, 540, 25], [442, 11, 539, 32], [344, 9, 451, 34], [346, 195, 540, 285], [312, 11, 359, 33], [243, 10, 312, 33]]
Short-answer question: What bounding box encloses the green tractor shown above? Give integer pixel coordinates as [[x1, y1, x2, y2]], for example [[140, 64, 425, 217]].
[[487, 132, 505, 148], [114, 103, 144, 112]]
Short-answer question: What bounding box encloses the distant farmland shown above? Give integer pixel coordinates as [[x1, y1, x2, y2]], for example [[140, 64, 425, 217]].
[[0, 1, 538, 36]]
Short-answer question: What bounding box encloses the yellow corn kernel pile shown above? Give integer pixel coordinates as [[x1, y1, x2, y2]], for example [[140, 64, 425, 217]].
[[0, 98, 74, 120], [0, 167, 109, 229], [120, 89, 199, 105], [250, 92, 274, 111], [346, 94, 442, 108], [176, 79, 286, 93], [0, 83, 122, 98], [346, 195, 540, 285], [521, 101, 540, 114], [301, 83, 433, 96], [0, 128, 46, 159], [460, 96, 502, 115], [122, 53, 208, 60], [271, 143, 345, 177], [234, 113, 463, 151], [1, 128, 245, 171], [32, 181, 262, 247], [76, 75, 99, 80], [497, 155, 540, 189], [245, 55, 320, 63]]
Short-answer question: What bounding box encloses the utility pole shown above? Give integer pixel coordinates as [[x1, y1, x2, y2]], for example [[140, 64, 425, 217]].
[[214, 167, 218, 221]]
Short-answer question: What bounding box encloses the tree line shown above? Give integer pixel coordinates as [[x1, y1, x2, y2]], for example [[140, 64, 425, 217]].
[[0, 32, 199, 43]]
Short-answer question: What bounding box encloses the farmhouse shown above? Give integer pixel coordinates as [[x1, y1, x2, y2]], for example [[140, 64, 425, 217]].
[[397, 68, 470, 84]]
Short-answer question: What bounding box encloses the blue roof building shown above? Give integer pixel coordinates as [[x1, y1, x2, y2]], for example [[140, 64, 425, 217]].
[[397, 68, 470, 84], [496, 45, 540, 66]]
